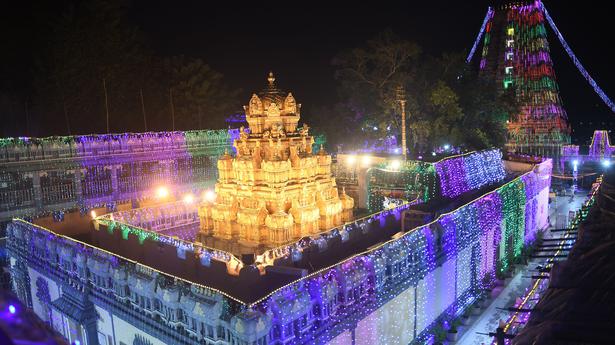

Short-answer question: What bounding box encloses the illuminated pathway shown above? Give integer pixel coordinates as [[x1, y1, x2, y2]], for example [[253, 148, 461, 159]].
[[457, 189, 587, 345]]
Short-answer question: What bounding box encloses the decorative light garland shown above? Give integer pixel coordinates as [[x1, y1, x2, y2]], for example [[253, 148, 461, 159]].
[[7, 155, 552, 345], [472, 0, 572, 153], [434, 149, 506, 199], [367, 150, 506, 212], [588, 130, 614, 157], [250, 159, 552, 343], [542, 3, 615, 113], [1, 129, 234, 219], [466, 7, 494, 63], [497, 175, 602, 341]]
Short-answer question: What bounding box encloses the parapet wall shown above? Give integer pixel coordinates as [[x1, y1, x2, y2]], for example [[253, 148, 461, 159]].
[[6, 158, 552, 344], [0, 130, 233, 163], [368, 149, 506, 211], [0, 129, 235, 222]]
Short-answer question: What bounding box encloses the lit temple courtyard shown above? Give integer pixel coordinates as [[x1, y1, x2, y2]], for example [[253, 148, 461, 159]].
[[1, 1, 614, 344]]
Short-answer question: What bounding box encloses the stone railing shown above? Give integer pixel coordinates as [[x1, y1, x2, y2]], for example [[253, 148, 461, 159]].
[[0, 130, 231, 163]]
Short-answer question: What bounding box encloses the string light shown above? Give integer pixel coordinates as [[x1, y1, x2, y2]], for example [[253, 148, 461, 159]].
[[466, 7, 494, 63], [250, 158, 552, 343], [0, 129, 233, 222], [474, 1, 572, 153], [542, 3, 615, 113], [589, 130, 614, 157], [203, 190, 216, 203], [8, 152, 552, 345], [498, 176, 602, 341], [368, 150, 506, 212], [182, 193, 195, 204], [435, 149, 506, 199]]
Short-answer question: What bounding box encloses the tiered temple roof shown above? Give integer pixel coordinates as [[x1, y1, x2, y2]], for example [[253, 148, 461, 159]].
[[198, 73, 353, 255]]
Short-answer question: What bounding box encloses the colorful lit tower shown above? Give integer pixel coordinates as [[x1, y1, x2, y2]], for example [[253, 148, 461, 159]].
[[477, 1, 571, 157]]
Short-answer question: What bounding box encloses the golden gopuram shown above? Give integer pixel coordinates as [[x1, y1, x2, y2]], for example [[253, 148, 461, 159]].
[[197, 73, 353, 255]]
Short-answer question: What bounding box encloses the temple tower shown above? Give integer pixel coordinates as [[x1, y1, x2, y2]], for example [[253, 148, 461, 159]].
[[478, 1, 571, 158], [198, 73, 353, 252]]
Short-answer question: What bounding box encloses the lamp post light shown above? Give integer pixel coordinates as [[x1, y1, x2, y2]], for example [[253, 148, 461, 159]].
[[602, 159, 611, 169], [396, 85, 408, 160]]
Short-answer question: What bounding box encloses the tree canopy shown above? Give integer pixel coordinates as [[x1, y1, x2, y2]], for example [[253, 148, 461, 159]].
[[321, 30, 517, 154], [1, 0, 238, 136]]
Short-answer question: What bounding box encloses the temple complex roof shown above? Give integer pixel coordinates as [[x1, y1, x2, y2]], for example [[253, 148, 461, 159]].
[[244, 72, 301, 135], [257, 72, 287, 110]]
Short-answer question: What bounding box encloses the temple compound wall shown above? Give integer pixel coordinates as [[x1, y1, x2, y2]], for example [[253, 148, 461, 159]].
[[0, 130, 235, 224], [366, 149, 507, 212], [6, 156, 551, 345]]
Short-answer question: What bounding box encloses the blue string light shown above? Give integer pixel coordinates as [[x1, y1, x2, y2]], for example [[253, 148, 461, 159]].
[[542, 3, 615, 113], [466, 7, 494, 63]]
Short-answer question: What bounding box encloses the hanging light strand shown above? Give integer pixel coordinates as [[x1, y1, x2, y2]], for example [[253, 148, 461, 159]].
[[466, 7, 494, 63], [542, 3, 615, 113]]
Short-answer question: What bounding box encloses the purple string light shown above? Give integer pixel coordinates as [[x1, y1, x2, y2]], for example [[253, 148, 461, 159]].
[[589, 130, 614, 157], [435, 150, 506, 199]]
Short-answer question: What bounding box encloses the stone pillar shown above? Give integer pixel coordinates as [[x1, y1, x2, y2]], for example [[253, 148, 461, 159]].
[[110, 165, 119, 198], [32, 171, 43, 209], [162, 160, 172, 184], [357, 168, 369, 210], [83, 320, 100, 345], [73, 168, 83, 202]]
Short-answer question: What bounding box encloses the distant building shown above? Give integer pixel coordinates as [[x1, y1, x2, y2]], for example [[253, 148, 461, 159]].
[[476, 1, 571, 157]]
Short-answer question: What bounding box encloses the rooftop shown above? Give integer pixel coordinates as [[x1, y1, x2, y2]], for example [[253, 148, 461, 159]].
[[20, 152, 540, 305]]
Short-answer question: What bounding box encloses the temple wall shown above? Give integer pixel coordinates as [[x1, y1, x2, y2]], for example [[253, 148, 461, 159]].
[[6, 158, 552, 345], [0, 129, 233, 224], [95, 305, 115, 345], [27, 266, 61, 322], [264, 158, 553, 344], [367, 149, 506, 212], [113, 316, 167, 345]]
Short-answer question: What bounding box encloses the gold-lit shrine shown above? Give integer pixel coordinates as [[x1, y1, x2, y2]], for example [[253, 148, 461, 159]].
[[197, 73, 353, 254]]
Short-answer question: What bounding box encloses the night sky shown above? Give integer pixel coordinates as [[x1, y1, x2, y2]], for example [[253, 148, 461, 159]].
[[3, 1, 614, 143], [127, 0, 614, 143]]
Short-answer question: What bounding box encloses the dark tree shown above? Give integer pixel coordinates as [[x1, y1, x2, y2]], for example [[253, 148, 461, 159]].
[[2, 0, 239, 136], [331, 31, 517, 153]]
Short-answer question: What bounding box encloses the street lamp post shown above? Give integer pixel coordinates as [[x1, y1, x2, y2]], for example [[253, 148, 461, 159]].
[[396, 86, 407, 160]]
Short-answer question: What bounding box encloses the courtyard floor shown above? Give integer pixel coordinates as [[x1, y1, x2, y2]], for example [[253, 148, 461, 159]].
[[456, 187, 587, 345]]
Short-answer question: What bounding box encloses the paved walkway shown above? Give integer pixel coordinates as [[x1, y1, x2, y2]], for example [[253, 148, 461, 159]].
[[457, 187, 587, 345], [456, 263, 534, 345]]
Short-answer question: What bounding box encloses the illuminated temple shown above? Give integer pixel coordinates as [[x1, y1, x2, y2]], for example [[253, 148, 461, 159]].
[[198, 73, 353, 252], [3, 74, 553, 345]]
